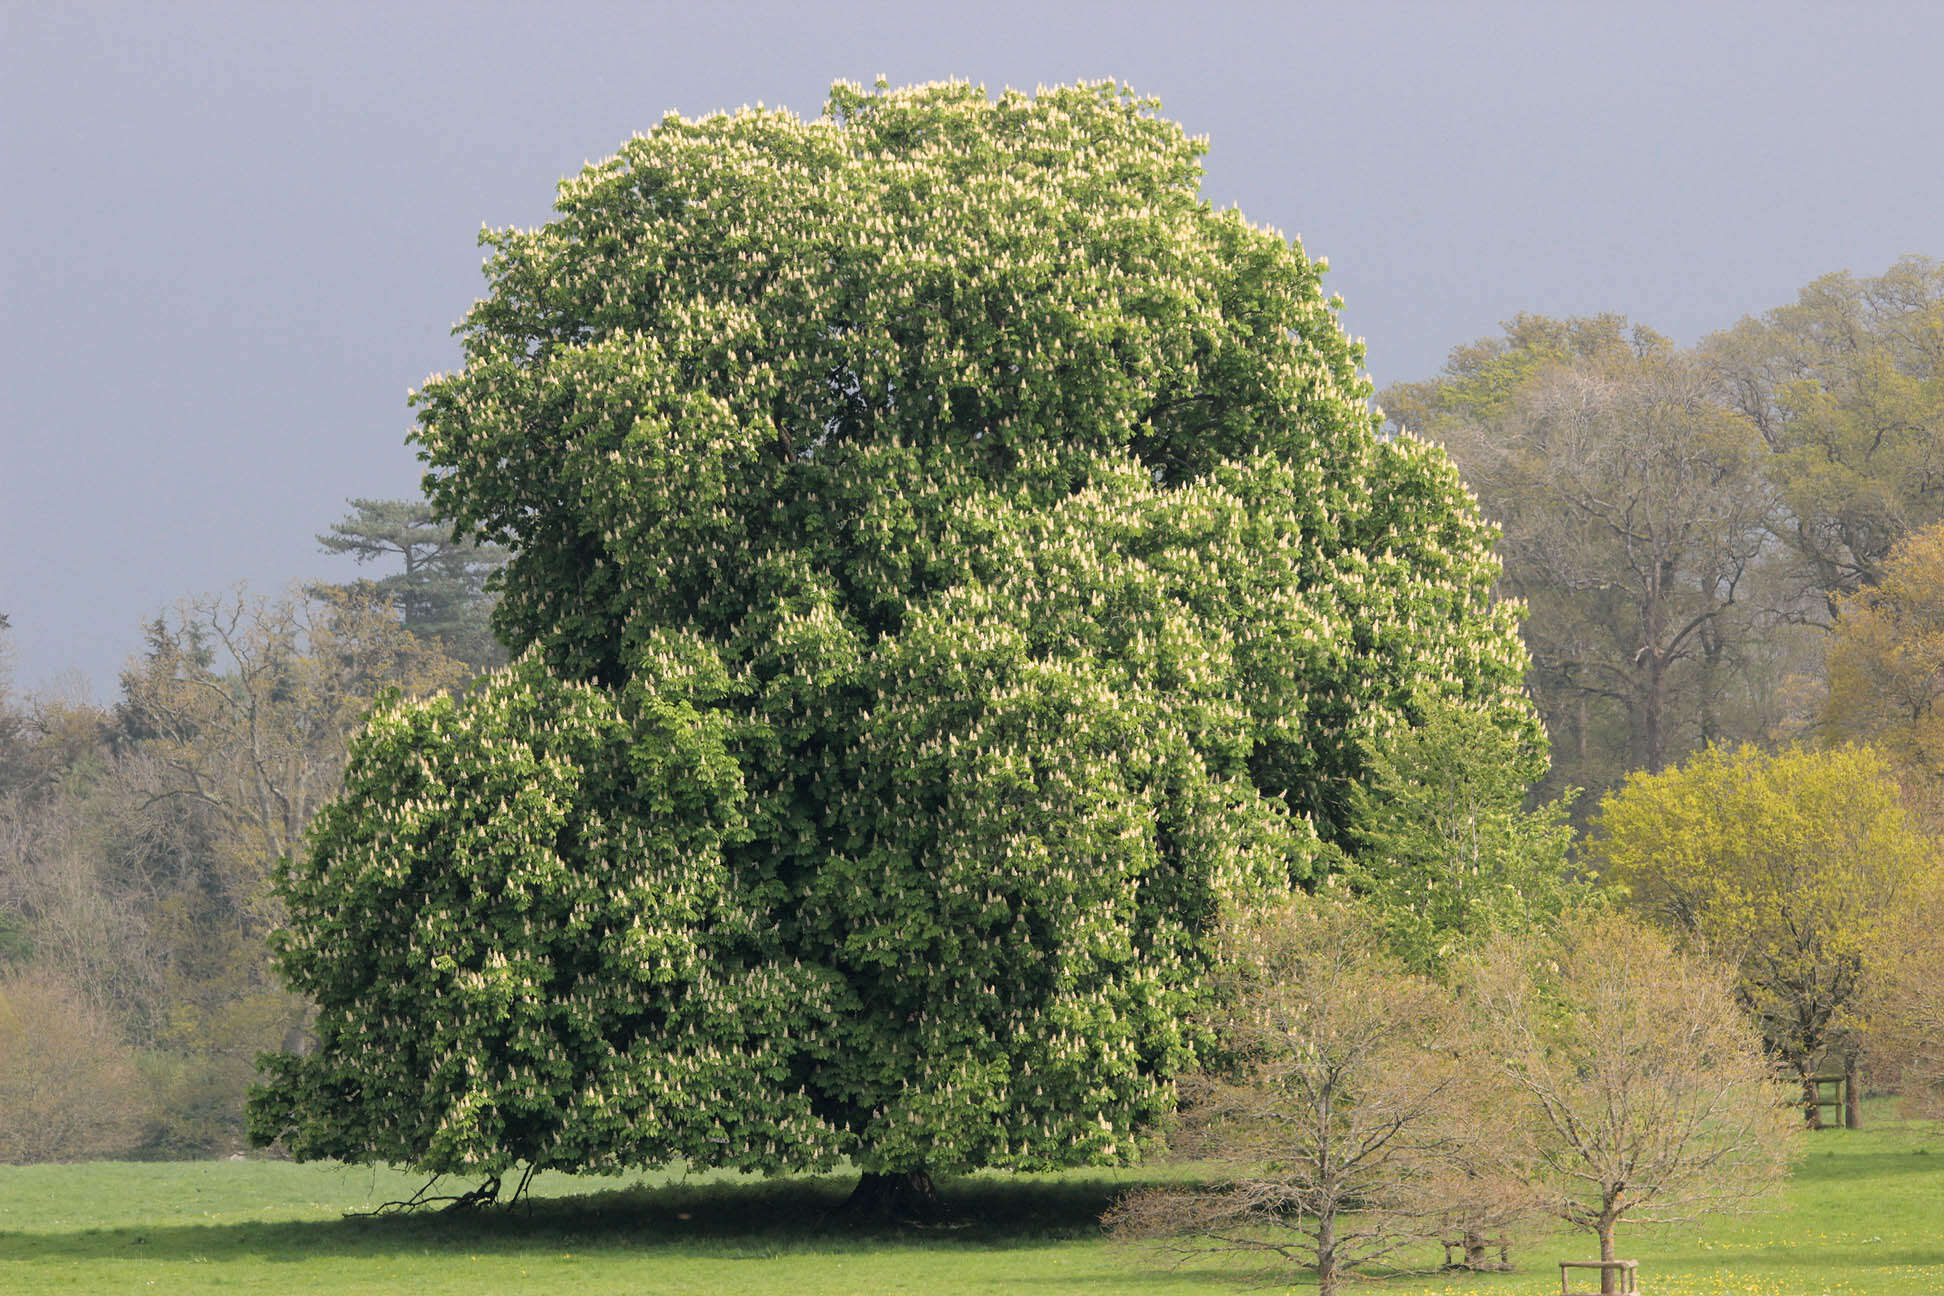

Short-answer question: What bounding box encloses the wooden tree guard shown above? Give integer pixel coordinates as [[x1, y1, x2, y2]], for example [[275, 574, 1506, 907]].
[[1441, 1232, 1511, 1270], [1560, 1258, 1640, 1294]]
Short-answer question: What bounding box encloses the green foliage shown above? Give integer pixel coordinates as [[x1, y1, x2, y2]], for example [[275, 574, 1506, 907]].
[[134, 1050, 257, 1160], [1338, 698, 1584, 974], [255, 652, 835, 1175], [1706, 255, 1944, 604], [1381, 311, 1654, 429], [255, 80, 1533, 1180], [1589, 743, 1940, 1073], [0, 910, 29, 965]]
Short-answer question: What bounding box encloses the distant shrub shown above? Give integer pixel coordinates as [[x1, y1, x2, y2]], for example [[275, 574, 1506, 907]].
[[0, 970, 148, 1163]]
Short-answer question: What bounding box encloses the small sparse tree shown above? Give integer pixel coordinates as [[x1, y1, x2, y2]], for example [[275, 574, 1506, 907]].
[[1462, 916, 1797, 1293], [1107, 899, 1517, 1294]]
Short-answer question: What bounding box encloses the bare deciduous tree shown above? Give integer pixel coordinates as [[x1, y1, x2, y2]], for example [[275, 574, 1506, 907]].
[[1462, 915, 1798, 1294], [1386, 319, 1802, 807], [1462, 350, 1775, 776], [115, 585, 467, 924], [0, 786, 168, 1036], [1108, 899, 1521, 1294]]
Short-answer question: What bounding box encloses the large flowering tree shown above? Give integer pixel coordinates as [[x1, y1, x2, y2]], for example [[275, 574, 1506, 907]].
[[249, 80, 1531, 1206]]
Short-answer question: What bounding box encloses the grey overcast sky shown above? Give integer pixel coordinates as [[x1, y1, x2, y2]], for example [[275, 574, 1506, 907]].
[[3, 0, 1940, 698]]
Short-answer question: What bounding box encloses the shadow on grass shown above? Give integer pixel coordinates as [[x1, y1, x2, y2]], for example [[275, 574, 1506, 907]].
[[1, 1173, 1156, 1267]]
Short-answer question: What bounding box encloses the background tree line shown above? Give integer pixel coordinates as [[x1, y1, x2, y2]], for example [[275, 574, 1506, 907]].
[[1382, 255, 1944, 813], [1366, 255, 1944, 1171], [0, 502, 503, 1160]]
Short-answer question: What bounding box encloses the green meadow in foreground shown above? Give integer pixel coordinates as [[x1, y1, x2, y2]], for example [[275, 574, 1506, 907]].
[[3, 1113, 1939, 1294]]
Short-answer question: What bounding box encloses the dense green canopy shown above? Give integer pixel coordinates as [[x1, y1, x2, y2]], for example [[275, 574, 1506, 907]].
[[250, 80, 1530, 1180]]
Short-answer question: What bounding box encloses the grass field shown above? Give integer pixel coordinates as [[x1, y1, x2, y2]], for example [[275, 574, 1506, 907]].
[[3, 1112, 1939, 1294]]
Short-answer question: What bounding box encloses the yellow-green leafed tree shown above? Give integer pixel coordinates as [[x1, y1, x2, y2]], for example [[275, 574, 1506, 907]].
[[1589, 743, 1938, 1119]]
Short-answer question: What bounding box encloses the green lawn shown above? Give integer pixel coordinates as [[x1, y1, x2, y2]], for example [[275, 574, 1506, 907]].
[[3, 1115, 1939, 1294]]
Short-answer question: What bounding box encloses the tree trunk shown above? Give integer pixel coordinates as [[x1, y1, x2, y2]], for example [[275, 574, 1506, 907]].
[[1844, 1055, 1862, 1130], [838, 1169, 946, 1224], [1641, 656, 1666, 774], [1598, 1219, 1618, 1295], [1316, 1210, 1339, 1296], [1463, 1228, 1489, 1269], [1801, 1066, 1824, 1129]]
